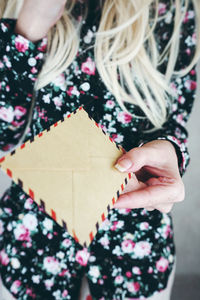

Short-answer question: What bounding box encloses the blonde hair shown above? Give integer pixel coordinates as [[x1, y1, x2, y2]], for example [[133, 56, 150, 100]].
[[1, 0, 200, 133]]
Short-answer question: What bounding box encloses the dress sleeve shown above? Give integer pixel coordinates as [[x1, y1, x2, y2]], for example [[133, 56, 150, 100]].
[[0, 18, 48, 152], [137, 1, 198, 177]]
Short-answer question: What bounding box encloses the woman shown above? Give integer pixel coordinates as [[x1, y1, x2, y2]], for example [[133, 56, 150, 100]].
[[0, 0, 199, 299]]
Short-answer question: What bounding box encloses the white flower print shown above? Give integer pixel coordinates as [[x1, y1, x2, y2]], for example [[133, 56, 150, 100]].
[[133, 241, 152, 258], [22, 213, 38, 231], [43, 257, 61, 275], [114, 275, 124, 285], [0, 106, 14, 122], [99, 235, 110, 249], [11, 258, 20, 269], [32, 275, 40, 284], [43, 218, 53, 231], [44, 278, 54, 290], [43, 94, 51, 104], [88, 266, 101, 279], [83, 29, 94, 44], [99, 219, 111, 231]]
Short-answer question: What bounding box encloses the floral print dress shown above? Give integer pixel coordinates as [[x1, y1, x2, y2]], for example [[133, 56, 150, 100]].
[[0, 0, 198, 299]]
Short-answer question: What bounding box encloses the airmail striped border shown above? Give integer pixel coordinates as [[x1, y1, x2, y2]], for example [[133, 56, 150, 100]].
[[0, 105, 133, 247]]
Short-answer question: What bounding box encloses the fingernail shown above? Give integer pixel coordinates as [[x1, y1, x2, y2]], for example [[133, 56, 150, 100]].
[[115, 159, 132, 172], [158, 177, 175, 184]]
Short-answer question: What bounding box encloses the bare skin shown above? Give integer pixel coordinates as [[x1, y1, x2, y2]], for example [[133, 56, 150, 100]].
[[14, 0, 67, 42], [114, 140, 185, 213]]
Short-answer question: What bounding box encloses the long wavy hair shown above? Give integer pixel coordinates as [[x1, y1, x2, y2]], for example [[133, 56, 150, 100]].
[[1, 0, 200, 132]]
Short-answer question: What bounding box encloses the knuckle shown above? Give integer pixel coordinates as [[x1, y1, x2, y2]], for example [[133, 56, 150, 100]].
[[128, 147, 140, 158], [159, 205, 173, 213]]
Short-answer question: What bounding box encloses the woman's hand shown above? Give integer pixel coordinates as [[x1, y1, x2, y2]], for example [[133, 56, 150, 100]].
[[113, 140, 185, 213], [15, 0, 67, 42]]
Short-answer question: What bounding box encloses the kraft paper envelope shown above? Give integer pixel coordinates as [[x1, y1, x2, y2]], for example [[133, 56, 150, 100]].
[[0, 106, 133, 246]]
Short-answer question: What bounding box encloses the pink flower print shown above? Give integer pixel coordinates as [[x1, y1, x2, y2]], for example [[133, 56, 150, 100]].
[[158, 3, 167, 15], [117, 111, 132, 124], [105, 100, 115, 109], [178, 96, 185, 104], [75, 248, 90, 266], [26, 289, 36, 299], [139, 222, 149, 230], [38, 37, 48, 52], [0, 106, 14, 122], [31, 67, 37, 74], [15, 35, 29, 53], [52, 73, 66, 91], [0, 249, 9, 266], [164, 225, 172, 238], [81, 57, 96, 75], [43, 256, 61, 275], [186, 48, 191, 55], [24, 197, 34, 210], [53, 97, 62, 107], [118, 208, 132, 215], [62, 290, 69, 297], [177, 114, 185, 126], [14, 224, 31, 242], [126, 281, 140, 293], [11, 120, 25, 128], [66, 86, 80, 97], [62, 238, 72, 248], [100, 124, 107, 132], [14, 106, 27, 120], [110, 221, 118, 231], [190, 69, 196, 76], [4, 207, 12, 214], [111, 133, 124, 143], [148, 266, 153, 274], [59, 269, 69, 277], [3, 55, 11, 68], [121, 239, 135, 253], [184, 79, 197, 91], [156, 257, 169, 272], [115, 275, 124, 284], [184, 10, 195, 23], [132, 266, 142, 275], [170, 82, 178, 96], [126, 271, 132, 278], [10, 280, 21, 295], [99, 235, 110, 247]]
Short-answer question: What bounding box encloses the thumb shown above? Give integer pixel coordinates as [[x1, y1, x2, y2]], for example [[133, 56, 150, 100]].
[[115, 147, 150, 173]]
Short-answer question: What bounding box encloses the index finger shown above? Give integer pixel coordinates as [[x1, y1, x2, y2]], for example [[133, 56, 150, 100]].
[[113, 183, 177, 209]]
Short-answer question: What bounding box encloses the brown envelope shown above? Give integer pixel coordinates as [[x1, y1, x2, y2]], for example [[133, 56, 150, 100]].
[[0, 107, 133, 246]]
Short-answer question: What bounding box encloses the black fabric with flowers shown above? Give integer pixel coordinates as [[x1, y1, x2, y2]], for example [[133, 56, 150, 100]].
[[0, 0, 198, 299]]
